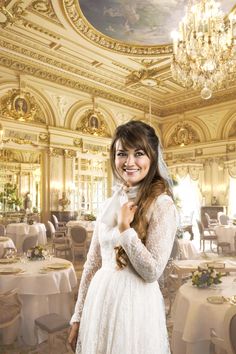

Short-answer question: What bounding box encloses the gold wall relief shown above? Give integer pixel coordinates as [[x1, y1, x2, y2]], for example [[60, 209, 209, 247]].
[[64, 149, 76, 158], [39, 133, 49, 143], [0, 89, 46, 123], [0, 1, 25, 28], [168, 122, 200, 147], [48, 147, 64, 157], [76, 109, 111, 137]]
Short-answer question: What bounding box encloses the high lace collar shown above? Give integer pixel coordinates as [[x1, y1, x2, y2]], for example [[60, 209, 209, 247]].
[[100, 184, 140, 228]]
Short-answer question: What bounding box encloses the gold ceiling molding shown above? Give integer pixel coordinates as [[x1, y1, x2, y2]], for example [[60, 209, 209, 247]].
[[227, 143, 236, 153], [27, 0, 62, 25], [76, 109, 111, 138], [168, 122, 200, 147], [73, 138, 83, 148], [21, 19, 60, 40], [160, 88, 236, 117], [0, 38, 159, 110], [0, 89, 46, 123], [0, 52, 160, 115], [63, 0, 173, 57], [126, 68, 162, 88], [0, 1, 25, 28]]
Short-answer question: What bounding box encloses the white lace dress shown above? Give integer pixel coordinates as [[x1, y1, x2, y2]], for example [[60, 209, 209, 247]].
[[71, 189, 177, 354]]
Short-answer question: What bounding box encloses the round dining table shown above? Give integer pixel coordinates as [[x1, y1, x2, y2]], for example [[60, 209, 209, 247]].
[[6, 222, 47, 251], [214, 225, 236, 252], [171, 275, 236, 354], [0, 257, 77, 345]]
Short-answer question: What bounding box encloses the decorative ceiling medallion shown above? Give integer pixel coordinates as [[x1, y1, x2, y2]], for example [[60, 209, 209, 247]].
[[76, 109, 111, 137], [63, 0, 172, 56], [126, 68, 162, 88], [168, 122, 200, 147], [0, 1, 25, 28], [0, 89, 46, 123]]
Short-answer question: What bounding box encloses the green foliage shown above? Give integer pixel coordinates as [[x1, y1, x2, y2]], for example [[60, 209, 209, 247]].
[[0, 183, 22, 208]]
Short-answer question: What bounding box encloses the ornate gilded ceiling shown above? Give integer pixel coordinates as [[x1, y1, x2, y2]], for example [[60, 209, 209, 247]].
[[0, 0, 236, 118]]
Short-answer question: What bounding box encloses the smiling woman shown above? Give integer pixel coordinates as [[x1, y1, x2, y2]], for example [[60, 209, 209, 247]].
[[69, 120, 178, 354]]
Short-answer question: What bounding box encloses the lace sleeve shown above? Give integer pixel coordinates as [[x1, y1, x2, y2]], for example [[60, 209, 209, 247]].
[[119, 194, 177, 283], [70, 221, 102, 324]]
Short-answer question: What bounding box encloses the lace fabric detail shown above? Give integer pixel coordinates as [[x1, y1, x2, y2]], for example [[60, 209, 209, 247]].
[[71, 193, 177, 354], [120, 194, 178, 282], [70, 221, 102, 324]]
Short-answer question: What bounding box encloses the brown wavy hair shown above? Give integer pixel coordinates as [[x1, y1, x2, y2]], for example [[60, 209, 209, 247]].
[[110, 120, 173, 269]]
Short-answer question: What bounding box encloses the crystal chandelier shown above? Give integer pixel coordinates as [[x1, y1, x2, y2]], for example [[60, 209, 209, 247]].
[[171, 0, 235, 99]]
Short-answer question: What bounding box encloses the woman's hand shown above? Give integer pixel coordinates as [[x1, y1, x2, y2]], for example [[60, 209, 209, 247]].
[[68, 322, 80, 352], [118, 201, 137, 233]]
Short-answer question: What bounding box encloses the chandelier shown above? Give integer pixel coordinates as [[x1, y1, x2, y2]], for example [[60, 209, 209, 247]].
[[171, 0, 235, 99]]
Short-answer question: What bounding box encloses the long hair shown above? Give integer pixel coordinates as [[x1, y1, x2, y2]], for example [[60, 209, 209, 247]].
[[110, 120, 173, 268]]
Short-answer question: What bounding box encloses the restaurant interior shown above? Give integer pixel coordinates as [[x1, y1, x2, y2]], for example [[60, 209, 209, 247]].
[[1, 0, 236, 353]]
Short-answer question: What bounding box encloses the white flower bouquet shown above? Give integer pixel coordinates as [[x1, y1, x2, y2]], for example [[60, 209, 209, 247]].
[[27, 245, 47, 261], [192, 265, 222, 288]]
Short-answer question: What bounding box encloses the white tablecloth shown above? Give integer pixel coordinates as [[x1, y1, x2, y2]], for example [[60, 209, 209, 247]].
[[6, 223, 47, 251], [0, 236, 16, 258], [171, 275, 236, 354], [0, 257, 77, 345], [66, 220, 94, 240], [214, 225, 236, 251], [178, 239, 199, 260]]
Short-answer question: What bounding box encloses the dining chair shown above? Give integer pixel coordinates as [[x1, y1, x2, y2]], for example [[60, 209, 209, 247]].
[[0, 288, 22, 345], [70, 225, 88, 263], [22, 235, 38, 253], [219, 213, 229, 226], [34, 313, 70, 352], [210, 305, 236, 354], [196, 219, 217, 252], [0, 224, 6, 236], [47, 221, 71, 259], [52, 214, 67, 232], [205, 212, 218, 228]]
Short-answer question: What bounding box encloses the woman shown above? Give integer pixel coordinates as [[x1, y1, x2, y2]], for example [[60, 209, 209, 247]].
[[68, 120, 177, 354]]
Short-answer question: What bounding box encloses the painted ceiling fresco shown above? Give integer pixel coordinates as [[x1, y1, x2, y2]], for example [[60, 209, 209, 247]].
[[79, 0, 236, 45]]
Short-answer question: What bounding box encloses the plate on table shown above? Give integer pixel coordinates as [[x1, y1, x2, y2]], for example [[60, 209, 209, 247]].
[[0, 258, 18, 264], [45, 263, 70, 270], [0, 267, 23, 275], [207, 296, 225, 304], [0, 237, 10, 242]]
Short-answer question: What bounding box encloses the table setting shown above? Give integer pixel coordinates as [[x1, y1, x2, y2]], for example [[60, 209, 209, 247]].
[[0, 248, 77, 345], [171, 263, 236, 354]]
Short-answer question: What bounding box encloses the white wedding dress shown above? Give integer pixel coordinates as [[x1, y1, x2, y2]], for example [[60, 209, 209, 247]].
[[71, 188, 177, 354]]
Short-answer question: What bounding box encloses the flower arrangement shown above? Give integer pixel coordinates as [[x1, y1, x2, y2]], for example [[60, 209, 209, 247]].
[[27, 245, 47, 261], [192, 266, 222, 288]]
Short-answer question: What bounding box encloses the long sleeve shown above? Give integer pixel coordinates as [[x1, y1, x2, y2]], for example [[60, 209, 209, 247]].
[[70, 221, 102, 323], [119, 194, 177, 283]]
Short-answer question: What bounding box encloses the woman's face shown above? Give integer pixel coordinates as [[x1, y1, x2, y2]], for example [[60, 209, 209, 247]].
[[115, 140, 151, 186]]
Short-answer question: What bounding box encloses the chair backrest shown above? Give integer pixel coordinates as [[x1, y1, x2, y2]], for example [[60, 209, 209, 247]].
[[0, 289, 21, 328], [47, 220, 55, 235], [170, 237, 180, 260], [196, 219, 204, 235], [22, 235, 37, 253], [219, 214, 229, 226], [70, 225, 87, 244], [0, 224, 6, 236], [52, 214, 59, 228], [204, 212, 211, 226], [224, 305, 236, 354]]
